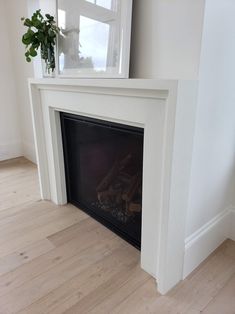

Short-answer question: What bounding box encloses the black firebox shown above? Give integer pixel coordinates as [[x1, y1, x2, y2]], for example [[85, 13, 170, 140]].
[[60, 112, 144, 249]]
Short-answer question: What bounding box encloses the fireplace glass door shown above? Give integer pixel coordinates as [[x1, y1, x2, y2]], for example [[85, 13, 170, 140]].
[[60, 112, 144, 249]]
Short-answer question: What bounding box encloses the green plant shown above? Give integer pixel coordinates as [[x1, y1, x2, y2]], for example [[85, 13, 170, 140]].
[[21, 9, 60, 73]]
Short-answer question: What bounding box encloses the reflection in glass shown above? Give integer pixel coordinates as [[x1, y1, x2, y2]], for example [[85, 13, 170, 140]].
[[86, 0, 113, 10], [58, 9, 66, 30], [79, 16, 109, 71], [57, 0, 129, 77]]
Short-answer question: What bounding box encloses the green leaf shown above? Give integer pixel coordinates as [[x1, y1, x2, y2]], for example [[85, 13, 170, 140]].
[[48, 29, 56, 37], [32, 42, 40, 49], [35, 9, 42, 15], [24, 18, 32, 27], [21, 9, 58, 71], [29, 47, 37, 57], [45, 14, 52, 19], [37, 32, 44, 42], [22, 35, 31, 45], [25, 29, 35, 38]]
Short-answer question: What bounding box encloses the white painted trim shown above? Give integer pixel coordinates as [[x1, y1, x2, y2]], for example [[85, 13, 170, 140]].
[[28, 83, 51, 200], [183, 207, 233, 278], [29, 78, 198, 294], [0, 140, 22, 161], [230, 208, 235, 241], [156, 80, 198, 293]]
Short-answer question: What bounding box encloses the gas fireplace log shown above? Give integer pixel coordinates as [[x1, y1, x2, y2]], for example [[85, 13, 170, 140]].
[[128, 202, 141, 213], [119, 154, 132, 170], [122, 174, 141, 202], [115, 193, 123, 204], [118, 172, 132, 185], [96, 160, 120, 192], [108, 185, 123, 204], [96, 154, 133, 193], [97, 189, 116, 204]]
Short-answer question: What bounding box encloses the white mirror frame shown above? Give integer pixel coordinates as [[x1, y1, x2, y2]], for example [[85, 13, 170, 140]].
[[56, 0, 132, 78]]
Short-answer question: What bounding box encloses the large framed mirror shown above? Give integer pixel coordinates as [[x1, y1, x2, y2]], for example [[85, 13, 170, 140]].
[[57, 0, 132, 78]]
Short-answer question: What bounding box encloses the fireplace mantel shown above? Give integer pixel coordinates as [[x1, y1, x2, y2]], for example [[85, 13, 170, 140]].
[[29, 78, 198, 294]]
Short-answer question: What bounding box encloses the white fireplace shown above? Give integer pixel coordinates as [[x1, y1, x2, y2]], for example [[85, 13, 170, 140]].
[[29, 78, 198, 294]]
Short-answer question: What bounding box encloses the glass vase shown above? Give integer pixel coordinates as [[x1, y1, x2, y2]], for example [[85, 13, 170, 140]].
[[41, 59, 55, 78]]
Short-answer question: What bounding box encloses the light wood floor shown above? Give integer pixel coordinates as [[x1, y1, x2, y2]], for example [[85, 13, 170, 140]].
[[0, 158, 234, 314]]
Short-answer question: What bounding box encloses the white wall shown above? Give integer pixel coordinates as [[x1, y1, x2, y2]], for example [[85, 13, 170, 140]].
[[5, 0, 36, 163], [38, 0, 56, 15], [130, 0, 205, 79], [3, 0, 57, 163], [0, 0, 206, 163], [0, 0, 22, 161], [186, 0, 235, 237], [130, 0, 235, 241]]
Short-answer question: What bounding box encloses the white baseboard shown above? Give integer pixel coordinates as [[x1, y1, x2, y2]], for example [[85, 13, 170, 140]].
[[230, 208, 235, 241], [22, 140, 36, 164], [183, 207, 233, 278], [0, 140, 22, 161]]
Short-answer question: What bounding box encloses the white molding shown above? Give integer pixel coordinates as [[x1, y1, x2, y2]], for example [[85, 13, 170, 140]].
[[29, 78, 198, 294], [183, 207, 233, 278], [156, 80, 198, 293], [29, 83, 51, 200], [0, 140, 22, 161], [230, 208, 235, 241]]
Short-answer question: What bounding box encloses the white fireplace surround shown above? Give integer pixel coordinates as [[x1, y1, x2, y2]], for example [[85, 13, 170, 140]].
[[29, 78, 198, 294]]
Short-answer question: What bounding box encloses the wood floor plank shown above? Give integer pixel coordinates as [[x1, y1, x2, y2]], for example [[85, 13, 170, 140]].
[[0, 201, 61, 233], [0, 241, 128, 313], [0, 219, 121, 298], [47, 217, 98, 248], [201, 274, 235, 314], [129, 245, 235, 314], [0, 158, 35, 180], [64, 264, 149, 314], [219, 239, 235, 261], [0, 167, 40, 211], [19, 244, 139, 314], [0, 199, 42, 222], [0, 157, 234, 314], [110, 278, 160, 314], [0, 205, 88, 257], [0, 238, 55, 276], [87, 266, 150, 314], [0, 158, 39, 211], [0, 202, 87, 240]]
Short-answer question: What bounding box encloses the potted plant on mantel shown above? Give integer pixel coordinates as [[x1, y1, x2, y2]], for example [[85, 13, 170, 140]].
[[21, 9, 60, 76]]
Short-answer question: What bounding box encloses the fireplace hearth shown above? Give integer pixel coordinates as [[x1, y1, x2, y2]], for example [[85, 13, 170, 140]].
[[60, 112, 144, 249]]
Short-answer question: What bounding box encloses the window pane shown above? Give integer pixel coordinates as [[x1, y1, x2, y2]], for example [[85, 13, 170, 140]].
[[58, 9, 66, 30], [96, 0, 113, 10], [79, 16, 109, 72], [86, 0, 115, 11]]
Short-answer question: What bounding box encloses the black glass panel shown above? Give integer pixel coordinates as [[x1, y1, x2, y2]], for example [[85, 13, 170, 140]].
[[60, 112, 144, 249]]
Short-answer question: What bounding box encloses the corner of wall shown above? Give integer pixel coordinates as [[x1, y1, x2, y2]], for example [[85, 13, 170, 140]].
[[22, 140, 36, 164], [0, 141, 23, 162]]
